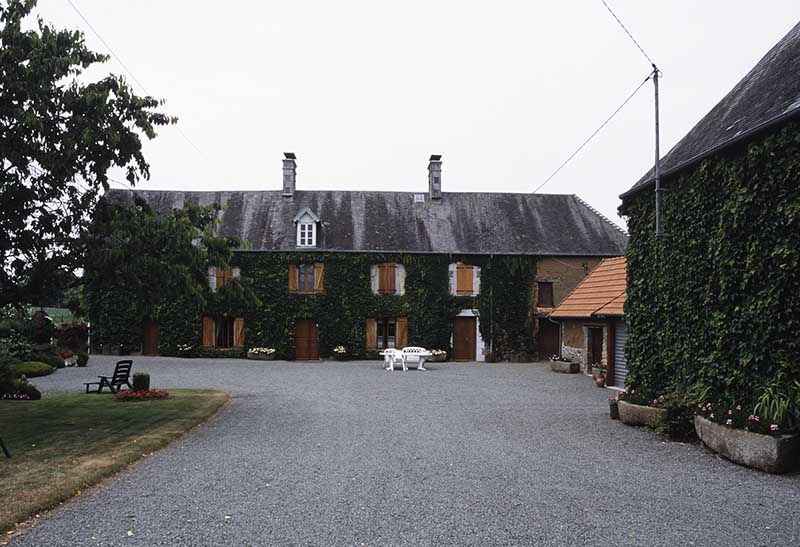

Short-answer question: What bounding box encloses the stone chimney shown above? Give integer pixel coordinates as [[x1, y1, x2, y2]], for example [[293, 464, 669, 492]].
[[428, 154, 442, 200], [282, 152, 297, 197]]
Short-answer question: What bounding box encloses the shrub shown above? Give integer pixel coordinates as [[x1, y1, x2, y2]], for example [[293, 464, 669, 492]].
[[76, 351, 89, 367], [15, 361, 55, 378], [32, 352, 65, 369], [114, 389, 169, 402], [0, 330, 32, 360], [0, 351, 19, 395], [55, 321, 89, 352], [132, 372, 150, 391], [1, 379, 42, 400]]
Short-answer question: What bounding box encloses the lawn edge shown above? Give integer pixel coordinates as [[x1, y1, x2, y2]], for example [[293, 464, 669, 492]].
[[2, 390, 230, 539]]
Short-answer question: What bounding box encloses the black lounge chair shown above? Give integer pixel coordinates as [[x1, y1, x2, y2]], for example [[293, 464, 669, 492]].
[[84, 360, 133, 394]]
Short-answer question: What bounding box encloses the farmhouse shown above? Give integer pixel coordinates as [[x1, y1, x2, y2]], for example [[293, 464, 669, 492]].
[[100, 155, 627, 360], [549, 257, 627, 385], [619, 22, 800, 398]]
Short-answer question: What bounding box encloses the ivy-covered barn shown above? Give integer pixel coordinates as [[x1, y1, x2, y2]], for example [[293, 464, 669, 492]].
[[96, 154, 627, 360], [619, 22, 800, 399]]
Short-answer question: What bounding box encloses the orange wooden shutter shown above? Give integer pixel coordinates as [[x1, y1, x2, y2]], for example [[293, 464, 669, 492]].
[[288, 264, 298, 292], [233, 318, 245, 348], [396, 317, 408, 348], [365, 319, 377, 350], [202, 317, 215, 347], [456, 264, 474, 295], [314, 263, 325, 294], [386, 263, 396, 293]]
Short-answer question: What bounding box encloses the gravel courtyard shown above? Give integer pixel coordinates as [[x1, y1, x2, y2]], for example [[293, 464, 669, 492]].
[[14, 356, 800, 546]]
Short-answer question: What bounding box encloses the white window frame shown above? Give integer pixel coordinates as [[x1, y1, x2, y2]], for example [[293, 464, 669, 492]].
[[296, 221, 316, 247]]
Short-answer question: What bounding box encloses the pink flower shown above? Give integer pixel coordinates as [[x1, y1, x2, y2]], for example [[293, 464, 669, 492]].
[[754, 416, 760, 422], [727, 409, 732, 415], [652, 399, 658, 405], [725, 419, 733, 425], [710, 413, 715, 419], [770, 424, 779, 432], [748, 415, 754, 421], [735, 405, 742, 411]]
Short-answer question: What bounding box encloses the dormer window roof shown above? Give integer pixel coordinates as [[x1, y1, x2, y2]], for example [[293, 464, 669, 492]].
[[294, 208, 319, 247]]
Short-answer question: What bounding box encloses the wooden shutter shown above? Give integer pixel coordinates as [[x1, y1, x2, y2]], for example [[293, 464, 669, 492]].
[[202, 316, 215, 348], [379, 263, 397, 294], [365, 319, 377, 350], [288, 264, 298, 292], [218, 268, 232, 288], [233, 318, 245, 348], [314, 262, 325, 294], [396, 317, 408, 349], [457, 264, 474, 295]]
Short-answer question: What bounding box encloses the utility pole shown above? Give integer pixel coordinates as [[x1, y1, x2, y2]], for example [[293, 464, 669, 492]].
[[653, 63, 662, 237]]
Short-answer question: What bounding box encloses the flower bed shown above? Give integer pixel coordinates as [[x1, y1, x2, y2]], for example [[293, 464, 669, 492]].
[[427, 350, 447, 362], [550, 360, 578, 374], [613, 389, 666, 427], [114, 390, 170, 402], [694, 415, 800, 474]]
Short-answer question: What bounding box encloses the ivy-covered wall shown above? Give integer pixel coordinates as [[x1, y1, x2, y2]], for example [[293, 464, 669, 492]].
[[150, 252, 537, 360], [623, 121, 800, 403]]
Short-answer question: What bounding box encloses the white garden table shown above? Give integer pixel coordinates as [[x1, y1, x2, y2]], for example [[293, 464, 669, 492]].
[[380, 347, 431, 371]]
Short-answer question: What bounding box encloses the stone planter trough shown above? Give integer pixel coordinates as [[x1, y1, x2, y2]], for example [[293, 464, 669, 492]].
[[550, 360, 579, 374], [618, 400, 666, 427], [694, 415, 800, 474], [427, 354, 447, 363], [247, 352, 276, 361]]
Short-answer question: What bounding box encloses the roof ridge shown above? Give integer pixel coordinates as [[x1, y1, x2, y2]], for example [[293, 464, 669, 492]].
[[573, 195, 628, 236]]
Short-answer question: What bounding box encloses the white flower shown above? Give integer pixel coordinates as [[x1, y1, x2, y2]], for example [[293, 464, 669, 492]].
[[333, 346, 346, 354], [248, 347, 275, 355]]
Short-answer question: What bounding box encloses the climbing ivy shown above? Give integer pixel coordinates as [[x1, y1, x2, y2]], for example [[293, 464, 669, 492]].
[[623, 121, 800, 405], [106, 251, 537, 360]]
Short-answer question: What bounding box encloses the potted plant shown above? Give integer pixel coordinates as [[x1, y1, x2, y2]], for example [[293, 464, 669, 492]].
[[694, 384, 800, 474], [549, 354, 579, 374], [247, 347, 276, 361], [591, 363, 606, 387], [332, 346, 347, 361], [616, 388, 667, 427], [427, 349, 448, 363]]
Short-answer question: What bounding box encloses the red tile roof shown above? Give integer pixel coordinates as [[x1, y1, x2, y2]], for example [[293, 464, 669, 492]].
[[549, 257, 626, 318]]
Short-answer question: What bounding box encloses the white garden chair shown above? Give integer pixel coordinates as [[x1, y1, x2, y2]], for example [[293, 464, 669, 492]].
[[380, 348, 404, 371]]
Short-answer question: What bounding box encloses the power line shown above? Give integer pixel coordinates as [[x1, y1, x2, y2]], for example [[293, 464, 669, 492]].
[[600, 0, 655, 66], [63, 0, 204, 156], [531, 72, 653, 194]]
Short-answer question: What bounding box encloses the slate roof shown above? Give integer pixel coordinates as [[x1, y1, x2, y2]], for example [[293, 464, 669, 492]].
[[105, 189, 628, 256], [550, 257, 626, 318], [621, 21, 800, 203]]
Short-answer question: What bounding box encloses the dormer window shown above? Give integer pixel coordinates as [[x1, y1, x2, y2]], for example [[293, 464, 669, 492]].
[[293, 208, 320, 248]]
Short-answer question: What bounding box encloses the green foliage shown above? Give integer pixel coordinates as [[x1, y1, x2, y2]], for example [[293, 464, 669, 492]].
[[76, 351, 89, 367], [15, 361, 54, 378], [0, 0, 175, 307], [132, 372, 150, 391], [624, 122, 800, 418], [153, 253, 535, 360], [31, 351, 64, 370], [753, 375, 800, 432], [85, 200, 240, 351]]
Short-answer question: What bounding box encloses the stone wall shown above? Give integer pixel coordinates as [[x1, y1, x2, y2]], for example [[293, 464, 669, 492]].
[[533, 257, 602, 315]]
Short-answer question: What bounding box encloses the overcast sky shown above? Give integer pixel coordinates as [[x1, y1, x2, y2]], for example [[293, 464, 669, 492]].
[[35, 1, 800, 228]]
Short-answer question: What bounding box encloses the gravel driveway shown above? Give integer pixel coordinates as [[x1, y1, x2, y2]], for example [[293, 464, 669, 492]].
[[12, 356, 800, 546]]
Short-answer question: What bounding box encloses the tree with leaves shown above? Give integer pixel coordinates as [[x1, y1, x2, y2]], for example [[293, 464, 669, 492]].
[[83, 197, 252, 351], [0, 0, 175, 308]]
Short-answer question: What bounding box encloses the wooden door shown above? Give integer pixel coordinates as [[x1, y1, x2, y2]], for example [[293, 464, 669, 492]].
[[536, 318, 560, 359], [589, 327, 603, 366], [294, 319, 319, 360], [452, 317, 477, 361], [142, 320, 160, 356]]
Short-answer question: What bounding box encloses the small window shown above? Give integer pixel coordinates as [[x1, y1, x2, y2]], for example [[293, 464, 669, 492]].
[[537, 281, 554, 307], [376, 319, 397, 350], [297, 222, 316, 247], [298, 264, 316, 293], [414, 194, 425, 203]]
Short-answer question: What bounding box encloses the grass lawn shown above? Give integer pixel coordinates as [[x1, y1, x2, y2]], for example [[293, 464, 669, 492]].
[[0, 389, 228, 533]]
